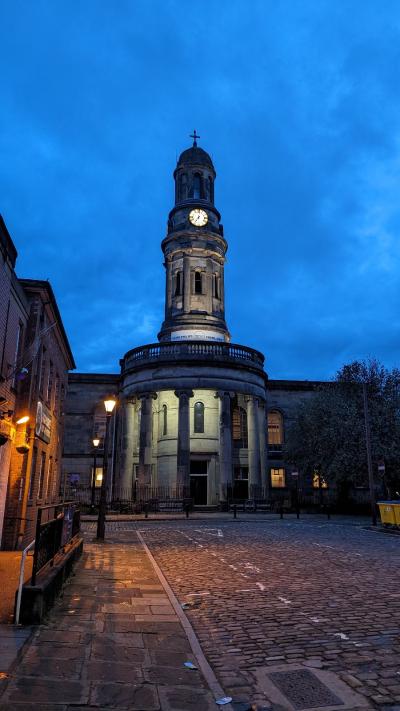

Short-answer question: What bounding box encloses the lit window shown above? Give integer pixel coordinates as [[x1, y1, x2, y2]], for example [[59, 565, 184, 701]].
[[268, 410, 284, 448], [162, 404, 168, 436], [194, 272, 202, 294], [232, 406, 248, 448], [92, 467, 103, 488], [313, 472, 328, 488], [194, 402, 204, 433], [271, 468, 285, 488]]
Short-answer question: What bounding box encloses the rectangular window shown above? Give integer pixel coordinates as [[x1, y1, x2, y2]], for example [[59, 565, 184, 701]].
[[38, 347, 46, 397], [92, 466, 103, 488], [312, 473, 328, 489], [54, 374, 60, 414], [28, 447, 38, 499], [37, 451, 46, 499], [271, 467, 285, 488], [45, 456, 53, 499], [12, 322, 23, 388], [46, 360, 54, 405]]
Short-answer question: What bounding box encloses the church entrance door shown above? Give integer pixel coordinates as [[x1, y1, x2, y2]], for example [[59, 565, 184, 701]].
[[190, 460, 208, 505], [233, 466, 248, 500]]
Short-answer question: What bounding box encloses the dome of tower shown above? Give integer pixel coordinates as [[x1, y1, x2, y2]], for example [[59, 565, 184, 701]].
[[177, 146, 214, 170]]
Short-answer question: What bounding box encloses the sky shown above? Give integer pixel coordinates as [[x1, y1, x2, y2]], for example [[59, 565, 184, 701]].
[[1, 0, 400, 380]]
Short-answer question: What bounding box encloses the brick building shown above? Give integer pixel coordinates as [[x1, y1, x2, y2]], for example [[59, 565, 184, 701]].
[[0, 217, 29, 545], [0, 217, 75, 549]]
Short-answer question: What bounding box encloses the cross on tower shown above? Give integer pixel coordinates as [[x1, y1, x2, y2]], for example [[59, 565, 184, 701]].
[[190, 129, 200, 147]]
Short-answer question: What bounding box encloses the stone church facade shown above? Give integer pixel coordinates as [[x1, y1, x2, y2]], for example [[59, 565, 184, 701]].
[[63, 140, 323, 507]]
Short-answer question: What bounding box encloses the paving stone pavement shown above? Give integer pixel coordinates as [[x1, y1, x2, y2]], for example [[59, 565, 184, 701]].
[[0, 536, 218, 710], [117, 518, 400, 710]]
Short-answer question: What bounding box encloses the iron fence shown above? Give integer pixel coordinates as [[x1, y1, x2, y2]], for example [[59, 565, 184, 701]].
[[64, 485, 193, 513], [31, 501, 80, 585]]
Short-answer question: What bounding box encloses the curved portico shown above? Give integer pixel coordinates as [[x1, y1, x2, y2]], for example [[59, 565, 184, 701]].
[[118, 340, 268, 505]]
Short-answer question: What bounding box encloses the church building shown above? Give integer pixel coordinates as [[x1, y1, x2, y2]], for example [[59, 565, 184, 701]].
[[63, 138, 320, 507]]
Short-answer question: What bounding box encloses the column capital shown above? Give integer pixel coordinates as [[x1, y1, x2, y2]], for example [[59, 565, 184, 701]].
[[138, 391, 158, 401], [245, 394, 260, 405], [214, 390, 235, 400], [174, 389, 194, 400], [122, 395, 137, 405]]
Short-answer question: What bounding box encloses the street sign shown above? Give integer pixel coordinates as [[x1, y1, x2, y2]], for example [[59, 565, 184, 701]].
[[378, 460, 385, 473]]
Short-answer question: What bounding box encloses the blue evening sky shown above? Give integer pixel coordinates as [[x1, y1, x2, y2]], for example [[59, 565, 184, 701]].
[[1, 1, 400, 379]]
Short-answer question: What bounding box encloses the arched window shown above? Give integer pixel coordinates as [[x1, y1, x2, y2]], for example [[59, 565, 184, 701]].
[[177, 173, 187, 201], [194, 401, 204, 433], [268, 410, 284, 451], [193, 174, 201, 199], [208, 176, 214, 202], [213, 274, 219, 299], [194, 271, 202, 294], [162, 404, 168, 436], [232, 406, 248, 448], [175, 271, 182, 296]]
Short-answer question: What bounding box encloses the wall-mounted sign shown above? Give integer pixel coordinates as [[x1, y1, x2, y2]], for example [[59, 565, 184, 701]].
[[171, 330, 225, 342], [35, 400, 52, 443]]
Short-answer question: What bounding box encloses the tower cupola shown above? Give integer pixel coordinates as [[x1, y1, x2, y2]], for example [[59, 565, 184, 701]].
[[158, 132, 230, 343]]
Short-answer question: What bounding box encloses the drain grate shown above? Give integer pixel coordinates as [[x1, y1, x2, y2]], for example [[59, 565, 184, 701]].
[[268, 669, 344, 709]]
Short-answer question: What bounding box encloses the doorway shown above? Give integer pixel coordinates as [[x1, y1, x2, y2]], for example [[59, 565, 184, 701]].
[[233, 466, 248, 499], [190, 460, 208, 505]]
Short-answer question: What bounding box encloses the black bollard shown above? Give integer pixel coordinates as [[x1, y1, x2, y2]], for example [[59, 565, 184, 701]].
[[185, 504, 190, 519], [327, 505, 331, 520], [280, 504, 283, 520], [144, 503, 149, 519], [233, 504, 237, 519]]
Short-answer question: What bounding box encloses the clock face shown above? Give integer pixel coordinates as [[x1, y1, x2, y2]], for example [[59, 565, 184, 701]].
[[189, 208, 208, 227]]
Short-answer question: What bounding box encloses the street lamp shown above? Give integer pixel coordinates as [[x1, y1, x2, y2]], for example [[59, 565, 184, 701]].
[[362, 382, 377, 526], [96, 396, 117, 540], [291, 469, 300, 519], [90, 436, 101, 513]]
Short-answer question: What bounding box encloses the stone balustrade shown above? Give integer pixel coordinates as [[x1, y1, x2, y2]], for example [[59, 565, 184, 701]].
[[122, 340, 265, 372]]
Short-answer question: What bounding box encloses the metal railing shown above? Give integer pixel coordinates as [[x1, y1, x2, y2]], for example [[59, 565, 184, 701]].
[[65, 485, 192, 513], [31, 501, 80, 585], [15, 538, 35, 625]]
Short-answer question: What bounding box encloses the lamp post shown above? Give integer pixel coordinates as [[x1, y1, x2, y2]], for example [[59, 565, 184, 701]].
[[362, 381, 377, 526], [90, 436, 100, 513], [291, 469, 300, 519], [96, 397, 117, 541]]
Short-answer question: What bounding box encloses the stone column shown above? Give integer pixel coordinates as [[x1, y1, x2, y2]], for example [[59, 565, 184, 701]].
[[247, 396, 261, 496], [183, 255, 191, 314], [206, 257, 213, 313], [166, 257, 173, 315], [137, 393, 157, 487], [258, 399, 269, 499], [174, 389, 193, 491], [216, 391, 234, 503], [120, 397, 136, 493]]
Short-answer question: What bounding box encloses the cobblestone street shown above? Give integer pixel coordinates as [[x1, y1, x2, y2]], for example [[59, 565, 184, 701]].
[[92, 517, 400, 709]]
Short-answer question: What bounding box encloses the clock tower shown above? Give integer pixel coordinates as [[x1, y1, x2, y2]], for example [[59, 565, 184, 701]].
[[158, 132, 230, 342]]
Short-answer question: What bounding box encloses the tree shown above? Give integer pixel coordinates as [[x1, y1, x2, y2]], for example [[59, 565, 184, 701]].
[[284, 359, 400, 498]]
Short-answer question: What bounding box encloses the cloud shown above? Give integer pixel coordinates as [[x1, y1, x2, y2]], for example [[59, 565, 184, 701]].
[[1, 0, 400, 378]]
